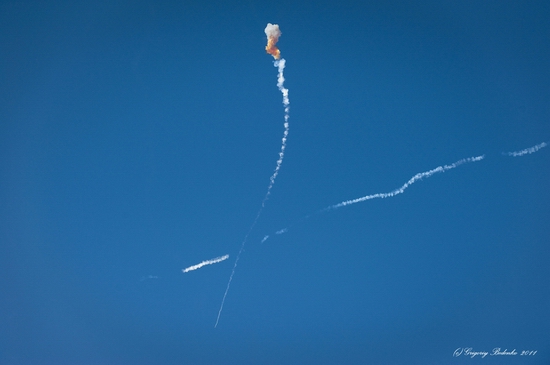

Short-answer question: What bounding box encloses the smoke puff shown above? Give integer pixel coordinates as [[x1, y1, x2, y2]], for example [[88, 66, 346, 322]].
[[265, 23, 281, 39]]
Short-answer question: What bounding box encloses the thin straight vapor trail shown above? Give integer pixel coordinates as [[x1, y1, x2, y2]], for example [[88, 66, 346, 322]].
[[215, 215, 258, 328]]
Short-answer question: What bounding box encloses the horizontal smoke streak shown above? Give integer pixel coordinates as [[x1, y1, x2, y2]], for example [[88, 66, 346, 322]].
[[324, 155, 485, 211], [265, 155, 485, 241], [182, 255, 229, 273], [265, 143, 547, 242], [504, 142, 547, 157]]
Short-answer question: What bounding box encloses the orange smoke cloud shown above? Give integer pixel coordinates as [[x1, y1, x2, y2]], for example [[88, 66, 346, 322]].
[[265, 23, 281, 59], [266, 38, 281, 59]]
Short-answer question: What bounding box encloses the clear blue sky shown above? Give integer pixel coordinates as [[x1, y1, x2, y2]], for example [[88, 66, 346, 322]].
[[1, 1, 549, 364]]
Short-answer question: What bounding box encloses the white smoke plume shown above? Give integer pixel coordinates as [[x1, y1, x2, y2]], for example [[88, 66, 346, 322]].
[[265, 23, 282, 59], [503, 141, 547, 157], [182, 255, 229, 273], [215, 24, 290, 328]]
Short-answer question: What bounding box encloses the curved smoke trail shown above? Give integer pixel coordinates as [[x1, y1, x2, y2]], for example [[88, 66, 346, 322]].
[[263, 139, 548, 243], [262, 155, 485, 242], [261, 58, 290, 208], [324, 155, 485, 211], [215, 24, 290, 328]]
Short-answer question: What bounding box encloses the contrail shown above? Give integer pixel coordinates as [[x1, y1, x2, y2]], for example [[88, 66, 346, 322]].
[[264, 140, 549, 240], [267, 155, 485, 239], [182, 255, 229, 273], [260, 58, 289, 209], [215, 23, 290, 328], [324, 155, 485, 211], [261, 25, 290, 208], [503, 141, 547, 157]]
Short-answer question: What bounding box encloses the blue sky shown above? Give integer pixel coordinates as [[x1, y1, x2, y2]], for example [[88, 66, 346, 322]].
[[1, 1, 549, 364]]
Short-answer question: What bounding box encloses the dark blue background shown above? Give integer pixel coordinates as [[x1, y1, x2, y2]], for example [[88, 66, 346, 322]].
[[2, 1, 549, 364]]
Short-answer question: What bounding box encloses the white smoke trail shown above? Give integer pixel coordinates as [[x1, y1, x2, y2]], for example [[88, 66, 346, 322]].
[[503, 141, 547, 157], [261, 58, 290, 208], [215, 31, 291, 328], [182, 255, 229, 273], [264, 155, 485, 241], [324, 155, 485, 211]]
